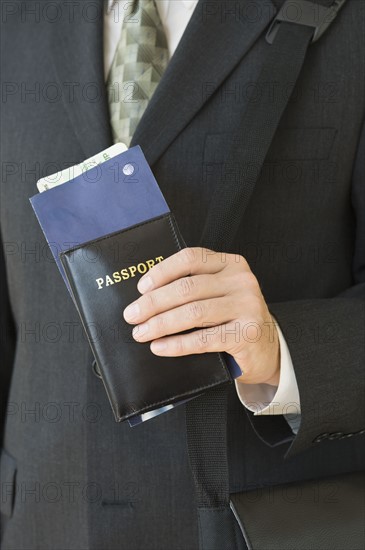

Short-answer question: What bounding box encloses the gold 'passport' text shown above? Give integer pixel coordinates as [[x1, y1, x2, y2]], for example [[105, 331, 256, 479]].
[[96, 256, 164, 290]]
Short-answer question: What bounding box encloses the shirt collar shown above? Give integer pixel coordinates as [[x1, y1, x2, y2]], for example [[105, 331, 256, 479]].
[[181, 0, 196, 9]]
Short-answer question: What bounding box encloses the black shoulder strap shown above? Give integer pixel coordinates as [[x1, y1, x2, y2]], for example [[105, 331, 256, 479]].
[[186, 2, 347, 549], [200, 0, 346, 251]]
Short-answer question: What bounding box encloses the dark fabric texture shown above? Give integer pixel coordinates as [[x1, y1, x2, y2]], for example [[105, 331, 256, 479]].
[[197, 508, 248, 550], [0, 232, 16, 447], [1, 0, 365, 549], [0, 450, 17, 519], [186, 385, 231, 508]]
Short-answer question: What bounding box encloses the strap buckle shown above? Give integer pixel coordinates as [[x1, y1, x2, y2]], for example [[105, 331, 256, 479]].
[[266, 0, 347, 44]]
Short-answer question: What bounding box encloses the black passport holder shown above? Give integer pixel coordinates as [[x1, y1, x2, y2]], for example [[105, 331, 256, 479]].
[[60, 213, 232, 422]]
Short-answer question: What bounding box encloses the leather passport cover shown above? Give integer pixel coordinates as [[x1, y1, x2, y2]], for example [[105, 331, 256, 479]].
[[60, 213, 232, 422], [230, 472, 365, 549]]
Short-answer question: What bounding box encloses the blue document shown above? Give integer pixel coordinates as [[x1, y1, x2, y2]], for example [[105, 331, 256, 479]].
[[30, 146, 170, 288]]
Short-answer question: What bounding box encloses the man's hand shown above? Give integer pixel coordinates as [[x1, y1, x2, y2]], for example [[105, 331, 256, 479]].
[[123, 248, 280, 386]]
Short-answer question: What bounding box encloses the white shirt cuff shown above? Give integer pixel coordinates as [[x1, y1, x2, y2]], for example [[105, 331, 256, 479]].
[[234, 323, 301, 416]]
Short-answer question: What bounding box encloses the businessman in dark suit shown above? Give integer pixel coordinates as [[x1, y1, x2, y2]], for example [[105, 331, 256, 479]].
[[1, 0, 364, 548]]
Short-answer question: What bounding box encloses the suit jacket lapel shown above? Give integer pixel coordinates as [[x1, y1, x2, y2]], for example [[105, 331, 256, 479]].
[[49, 0, 276, 163], [131, 0, 276, 165], [50, 0, 113, 159]]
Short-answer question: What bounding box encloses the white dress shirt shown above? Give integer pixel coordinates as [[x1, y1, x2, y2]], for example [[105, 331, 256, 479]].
[[104, 0, 301, 418]]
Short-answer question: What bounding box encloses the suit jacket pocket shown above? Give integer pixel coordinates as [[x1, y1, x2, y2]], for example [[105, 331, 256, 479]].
[[0, 449, 17, 518]]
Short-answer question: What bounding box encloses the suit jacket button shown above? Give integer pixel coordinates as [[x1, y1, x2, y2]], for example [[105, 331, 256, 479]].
[[92, 359, 102, 379], [313, 433, 329, 443], [340, 432, 353, 439], [328, 432, 343, 440]]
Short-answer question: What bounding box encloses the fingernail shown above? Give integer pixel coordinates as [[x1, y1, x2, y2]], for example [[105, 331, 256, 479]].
[[133, 323, 149, 339], [151, 340, 167, 354], [138, 276, 153, 293], [123, 302, 140, 322]]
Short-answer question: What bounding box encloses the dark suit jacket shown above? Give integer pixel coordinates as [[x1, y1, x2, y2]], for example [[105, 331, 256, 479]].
[[1, 0, 364, 548]]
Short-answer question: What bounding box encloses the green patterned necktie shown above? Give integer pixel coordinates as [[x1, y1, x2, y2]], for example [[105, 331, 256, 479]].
[[107, 0, 169, 145]]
